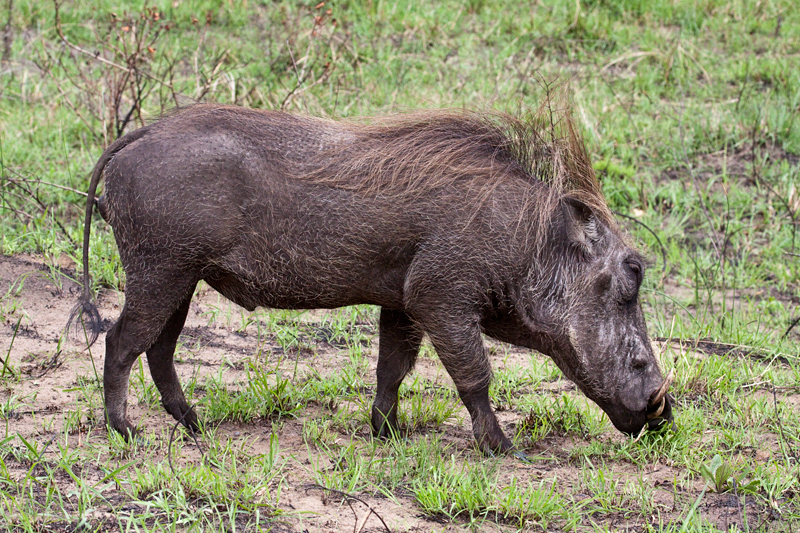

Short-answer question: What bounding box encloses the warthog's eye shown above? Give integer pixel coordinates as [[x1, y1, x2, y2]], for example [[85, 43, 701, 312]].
[[625, 260, 643, 285], [618, 259, 643, 303]]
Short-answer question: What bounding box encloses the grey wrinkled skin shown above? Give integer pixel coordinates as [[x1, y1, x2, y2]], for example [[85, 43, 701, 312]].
[[69, 104, 673, 455]]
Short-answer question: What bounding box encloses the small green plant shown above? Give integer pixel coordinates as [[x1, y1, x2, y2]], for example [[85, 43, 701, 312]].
[[398, 375, 462, 431], [413, 457, 496, 523], [0, 394, 22, 422], [201, 361, 307, 424], [699, 454, 761, 494], [0, 274, 29, 323]]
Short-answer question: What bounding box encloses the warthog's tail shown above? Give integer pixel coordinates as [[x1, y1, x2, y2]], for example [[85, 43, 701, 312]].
[[66, 127, 151, 347]]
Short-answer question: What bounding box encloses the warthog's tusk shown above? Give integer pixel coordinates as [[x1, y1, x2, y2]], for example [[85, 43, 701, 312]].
[[648, 368, 674, 415], [647, 397, 665, 420]]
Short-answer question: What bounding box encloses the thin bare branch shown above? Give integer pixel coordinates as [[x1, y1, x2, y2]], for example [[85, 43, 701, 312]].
[[304, 484, 392, 533], [54, 1, 175, 92]]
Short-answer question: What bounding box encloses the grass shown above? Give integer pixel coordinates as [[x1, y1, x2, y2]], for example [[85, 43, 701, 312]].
[[1, 0, 800, 530]]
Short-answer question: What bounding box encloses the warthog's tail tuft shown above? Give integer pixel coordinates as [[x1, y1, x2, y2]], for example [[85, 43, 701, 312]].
[[66, 298, 102, 347], [65, 125, 152, 348]]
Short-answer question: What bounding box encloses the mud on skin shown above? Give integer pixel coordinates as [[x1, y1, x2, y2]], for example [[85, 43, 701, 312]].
[[68, 102, 674, 455]]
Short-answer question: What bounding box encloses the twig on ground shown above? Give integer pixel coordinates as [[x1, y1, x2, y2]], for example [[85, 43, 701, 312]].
[[167, 405, 204, 478], [655, 337, 792, 366], [655, 337, 750, 355], [781, 316, 800, 341], [32, 350, 63, 379], [304, 484, 392, 533]]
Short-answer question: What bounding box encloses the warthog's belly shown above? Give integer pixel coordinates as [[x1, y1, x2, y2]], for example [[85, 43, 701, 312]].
[[200, 232, 414, 312]]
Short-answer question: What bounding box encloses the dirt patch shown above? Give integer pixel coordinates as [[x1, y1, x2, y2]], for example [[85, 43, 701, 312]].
[[659, 140, 800, 188]]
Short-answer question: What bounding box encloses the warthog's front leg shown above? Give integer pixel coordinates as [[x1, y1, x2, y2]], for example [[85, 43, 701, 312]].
[[427, 319, 514, 454], [371, 308, 423, 438]]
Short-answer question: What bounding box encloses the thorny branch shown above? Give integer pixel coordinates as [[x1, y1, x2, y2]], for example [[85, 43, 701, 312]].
[[54, 1, 176, 92], [280, 7, 334, 111], [50, 1, 182, 144]]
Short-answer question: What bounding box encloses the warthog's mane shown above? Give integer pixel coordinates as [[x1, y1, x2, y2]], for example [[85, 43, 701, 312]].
[[161, 101, 615, 235], [295, 101, 616, 233]]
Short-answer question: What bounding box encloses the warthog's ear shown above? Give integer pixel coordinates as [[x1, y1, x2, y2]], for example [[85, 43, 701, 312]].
[[561, 196, 598, 251]]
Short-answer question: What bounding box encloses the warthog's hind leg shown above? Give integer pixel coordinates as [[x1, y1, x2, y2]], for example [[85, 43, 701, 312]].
[[371, 308, 422, 439], [103, 272, 197, 440], [145, 285, 198, 432]]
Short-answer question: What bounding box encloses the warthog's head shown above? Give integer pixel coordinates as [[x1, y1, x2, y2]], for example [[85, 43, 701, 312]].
[[521, 197, 674, 435]]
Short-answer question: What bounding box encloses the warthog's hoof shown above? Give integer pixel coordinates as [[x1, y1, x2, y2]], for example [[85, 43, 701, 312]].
[[107, 418, 138, 441], [372, 423, 405, 441], [107, 424, 150, 447]]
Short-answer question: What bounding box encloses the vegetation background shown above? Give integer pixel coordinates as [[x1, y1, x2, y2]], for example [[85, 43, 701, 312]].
[[1, 0, 800, 531]]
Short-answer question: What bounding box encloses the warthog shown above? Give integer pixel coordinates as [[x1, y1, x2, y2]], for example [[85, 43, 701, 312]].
[[69, 103, 674, 455]]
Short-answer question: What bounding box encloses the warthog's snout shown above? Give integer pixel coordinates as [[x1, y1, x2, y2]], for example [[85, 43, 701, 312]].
[[605, 369, 675, 435], [645, 369, 675, 430]]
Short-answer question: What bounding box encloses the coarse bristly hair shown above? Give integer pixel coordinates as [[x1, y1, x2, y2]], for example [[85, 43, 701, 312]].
[[296, 95, 616, 237]]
